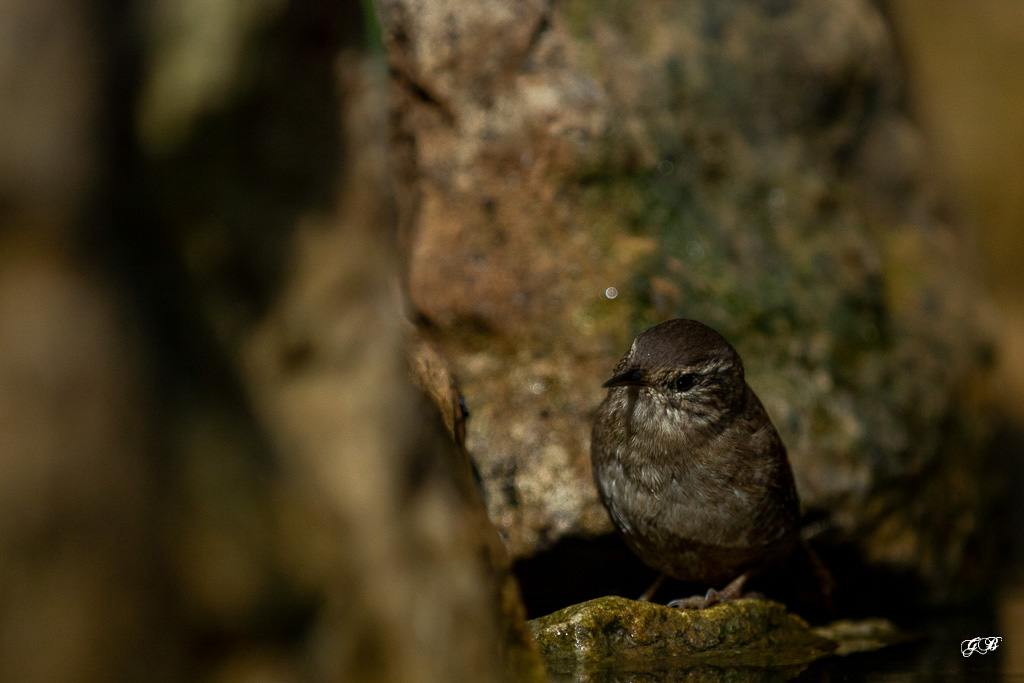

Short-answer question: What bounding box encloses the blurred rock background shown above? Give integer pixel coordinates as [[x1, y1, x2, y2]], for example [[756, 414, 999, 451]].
[[888, 1, 1024, 677], [0, 0, 535, 681], [0, 0, 1022, 680]]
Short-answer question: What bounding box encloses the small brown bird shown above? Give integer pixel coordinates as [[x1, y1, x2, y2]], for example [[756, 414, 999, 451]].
[[591, 319, 802, 607]]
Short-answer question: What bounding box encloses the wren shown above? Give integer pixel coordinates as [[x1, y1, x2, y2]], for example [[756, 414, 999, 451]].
[[591, 319, 803, 608]]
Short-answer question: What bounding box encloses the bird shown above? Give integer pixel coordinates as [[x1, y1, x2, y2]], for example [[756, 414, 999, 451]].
[[591, 318, 803, 608]]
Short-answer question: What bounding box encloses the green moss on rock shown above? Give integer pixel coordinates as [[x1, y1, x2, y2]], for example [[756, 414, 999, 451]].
[[529, 596, 836, 672]]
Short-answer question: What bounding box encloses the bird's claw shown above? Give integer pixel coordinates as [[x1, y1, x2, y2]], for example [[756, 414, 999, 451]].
[[667, 573, 749, 610]]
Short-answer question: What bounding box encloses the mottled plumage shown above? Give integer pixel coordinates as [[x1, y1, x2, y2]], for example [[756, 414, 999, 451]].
[[591, 319, 801, 596]]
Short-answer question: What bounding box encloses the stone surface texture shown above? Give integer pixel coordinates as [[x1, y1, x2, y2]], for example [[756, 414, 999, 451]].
[[530, 596, 836, 677], [379, 0, 997, 600]]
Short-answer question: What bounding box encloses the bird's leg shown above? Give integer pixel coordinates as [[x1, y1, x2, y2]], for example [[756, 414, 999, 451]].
[[707, 572, 749, 604], [638, 573, 667, 602], [667, 572, 750, 609]]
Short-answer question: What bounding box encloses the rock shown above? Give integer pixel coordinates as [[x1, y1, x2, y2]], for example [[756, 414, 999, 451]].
[[529, 596, 836, 677], [0, 0, 164, 679], [528, 595, 912, 679], [407, 328, 471, 450], [238, 50, 543, 683], [812, 617, 913, 656], [0, 239, 161, 683], [380, 0, 998, 602]]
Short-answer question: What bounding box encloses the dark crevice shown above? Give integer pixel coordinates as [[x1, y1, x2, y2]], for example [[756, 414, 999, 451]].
[[392, 68, 457, 124], [515, 530, 951, 625], [513, 533, 659, 619], [521, 7, 553, 66], [384, 12, 457, 125]]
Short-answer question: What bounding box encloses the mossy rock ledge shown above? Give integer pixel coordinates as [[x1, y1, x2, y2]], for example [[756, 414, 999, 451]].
[[529, 596, 836, 675]]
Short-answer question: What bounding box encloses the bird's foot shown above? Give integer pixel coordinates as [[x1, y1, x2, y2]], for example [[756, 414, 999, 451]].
[[667, 573, 749, 610]]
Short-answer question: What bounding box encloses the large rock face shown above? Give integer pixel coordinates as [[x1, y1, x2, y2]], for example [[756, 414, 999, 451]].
[[379, 0, 996, 601]]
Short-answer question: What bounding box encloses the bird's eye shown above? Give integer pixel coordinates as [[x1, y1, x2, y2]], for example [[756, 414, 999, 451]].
[[673, 373, 696, 392]]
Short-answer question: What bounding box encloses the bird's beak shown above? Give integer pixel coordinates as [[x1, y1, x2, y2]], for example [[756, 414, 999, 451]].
[[602, 366, 647, 388]]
